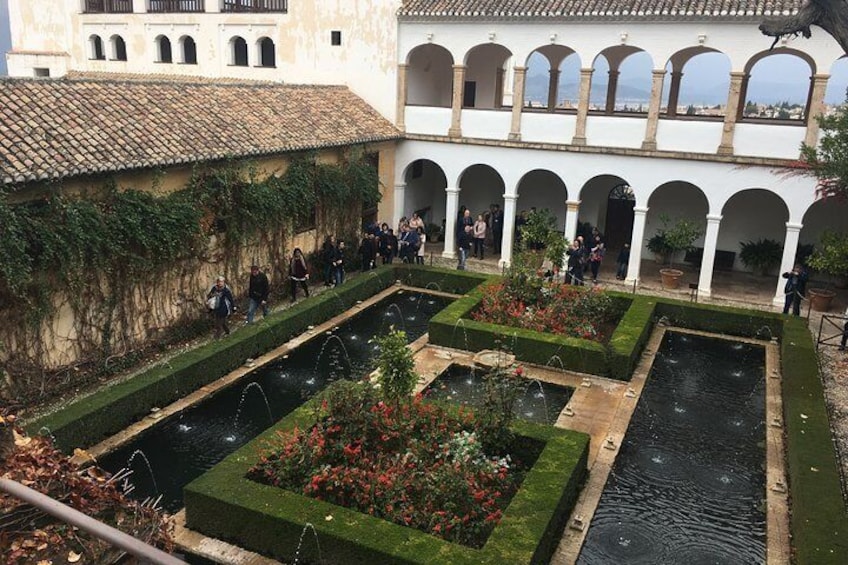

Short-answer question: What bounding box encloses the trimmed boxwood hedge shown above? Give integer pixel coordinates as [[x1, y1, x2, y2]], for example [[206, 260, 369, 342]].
[[780, 318, 848, 564], [184, 384, 590, 565], [25, 266, 490, 452]]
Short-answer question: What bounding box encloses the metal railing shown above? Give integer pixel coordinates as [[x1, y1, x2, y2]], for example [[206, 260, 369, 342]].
[[148, 0, 206, 12], [0, 478, 185, 565], [222, 0, 288, 12], [83, 0, 133, 12]]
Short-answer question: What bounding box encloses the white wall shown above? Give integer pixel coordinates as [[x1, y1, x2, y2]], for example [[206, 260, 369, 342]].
[[521, 112, 576, 144]]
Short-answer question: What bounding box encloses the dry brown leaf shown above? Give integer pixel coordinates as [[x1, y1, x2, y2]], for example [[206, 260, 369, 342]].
[[67, 550, 82, 563], [13, 430, 32, 446]]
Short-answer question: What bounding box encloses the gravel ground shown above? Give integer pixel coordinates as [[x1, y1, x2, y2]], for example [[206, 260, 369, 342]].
[[816, 315, 848, 496]]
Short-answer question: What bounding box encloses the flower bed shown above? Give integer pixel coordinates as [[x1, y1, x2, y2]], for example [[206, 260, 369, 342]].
[[248, 382, 537, 548], [471, 280, 617, 341], [184, 381, 589, 564]]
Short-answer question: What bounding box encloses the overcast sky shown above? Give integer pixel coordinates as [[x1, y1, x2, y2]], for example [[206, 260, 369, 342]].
[[0, 0, 10, 75]]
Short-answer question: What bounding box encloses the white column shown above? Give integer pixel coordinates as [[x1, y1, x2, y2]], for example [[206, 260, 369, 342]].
[[697, 214, 722, 297], [499, 194, 518, 268], [393, 183, 406, 229], [625, 206, 649, 284], [564, 200, 580, 242], [442, 187, 460, 259], [132, 0, 147, 12], [773, 222, 803, 305]]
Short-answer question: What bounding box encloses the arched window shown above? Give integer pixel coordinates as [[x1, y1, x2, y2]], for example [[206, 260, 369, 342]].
[[110, 35, 127, 61], [231, 36, 248, 67], [180, 36, 197, 65], [156, 35, 172, 63], [258, 37, 275, 68], [90, 35, 105, 60]]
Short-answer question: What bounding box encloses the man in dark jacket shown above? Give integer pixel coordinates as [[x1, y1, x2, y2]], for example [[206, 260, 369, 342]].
[[782, 264, 809, 316], [207, 276, 236, 338], [490, 204, 503, 253], [246, 264, 270, 323]]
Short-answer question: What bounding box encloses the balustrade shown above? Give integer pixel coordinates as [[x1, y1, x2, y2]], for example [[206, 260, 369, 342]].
[[148, 0, 205, 13], [222, 0, 288, 12], [83, 0, 133, 12]]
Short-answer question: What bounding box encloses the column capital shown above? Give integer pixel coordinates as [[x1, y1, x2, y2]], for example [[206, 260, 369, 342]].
[[452, 64, 466, 71], [394, 183, 407, 190], [397, 63, 409, 69], [651, 69, 667, 77], [633, 206, 649, 215], [785, 221, 803, 231], [812, 73, 831, 82], [579, 67, 594, 75], [513, 66, 527, 73], [502, 193, 518, 201], [671, 70, 684, 77], [446, 187, 461, 194], [706, 213, 723, 222], [729, 71, 747, 80]]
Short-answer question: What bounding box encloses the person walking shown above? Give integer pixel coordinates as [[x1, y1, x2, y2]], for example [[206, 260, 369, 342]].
[[782, 264, 809, 316], [207, 276, 235, 338], [457, 227, 471, 270], [589, 235, 605, 284], [616, 243, 630, 280], [473, 214, 487, 259], [381, 228, 398, 264], [491, 204, 503, 254], [246, 264, 270, 323], [416, 227, 426, 265], [566, 241, 584, 285], [332, 240, 346, 286], [289, 248, 310, 303]]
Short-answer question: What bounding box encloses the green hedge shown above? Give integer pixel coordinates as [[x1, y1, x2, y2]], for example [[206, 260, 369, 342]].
[[392, 264, 493, 295], [184, 385, 589, 565], [26, 267, 398, 452], [653, 300, 784, 340], [780, 318, 848, 564]]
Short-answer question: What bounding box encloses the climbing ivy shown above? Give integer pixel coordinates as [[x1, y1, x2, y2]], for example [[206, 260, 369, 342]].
[[0, 149, 381, 405]]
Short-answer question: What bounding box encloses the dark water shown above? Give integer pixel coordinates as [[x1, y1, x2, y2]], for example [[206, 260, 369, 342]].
[[578, 332, 767, 564], [98, 291, 450, 512], [423, 364, 574, 425]]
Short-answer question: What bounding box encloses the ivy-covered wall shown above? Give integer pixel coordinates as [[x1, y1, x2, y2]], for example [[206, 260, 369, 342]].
[[0, 143, 394, 406]]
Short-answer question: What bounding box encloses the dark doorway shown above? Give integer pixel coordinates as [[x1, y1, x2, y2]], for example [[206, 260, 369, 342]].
[[463, 81, 476, 108], [603, 183, 635, 251]]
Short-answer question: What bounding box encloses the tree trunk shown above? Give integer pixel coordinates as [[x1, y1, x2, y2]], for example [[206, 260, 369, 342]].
[[760, 0, 848, 54]]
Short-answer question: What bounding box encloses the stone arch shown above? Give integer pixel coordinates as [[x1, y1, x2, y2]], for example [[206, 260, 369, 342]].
[[463, 43, 513, 109], [457, 164, 505, 218], [406, 44, 454, 107], [645, 181, 709, 262], [524, 45, 580, 110], [257, 37, 275, 68], [663, 47, 730, 118], [179, 36, 197, 65], [89, 35, 105, 61], [578, 174, 633, 252], [825, 55, 848, 106], [109, 35, 127, 61], [800, 197, 848, 266], [515, 170, 568, 231], [741, 49, 815, 122], [719, 188, 789, 272], [229, 36, 248, 67], [401, 159, 449, 229], [593, 46, 652, 114], [154, 35, 172, 64]]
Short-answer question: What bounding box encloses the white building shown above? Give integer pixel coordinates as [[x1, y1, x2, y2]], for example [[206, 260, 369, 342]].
[[5, 0, 848, 303]]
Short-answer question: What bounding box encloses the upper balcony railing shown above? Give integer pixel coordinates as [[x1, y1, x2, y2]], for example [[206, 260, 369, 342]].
[[83, 0, 133, 12], [148, 0, 205, 12], [222, 0, 288, 12]]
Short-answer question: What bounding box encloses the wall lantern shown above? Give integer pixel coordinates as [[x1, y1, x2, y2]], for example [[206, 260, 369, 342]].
[[550, 33, 558, 43], [619, 31, 628, 44], [425, 32, 433, 42], [698, 33, 707, 45], [488, 32, 496, 42]]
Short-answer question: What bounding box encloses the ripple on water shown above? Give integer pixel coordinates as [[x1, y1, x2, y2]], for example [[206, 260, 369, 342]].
[[629, 446, 690, 486], [578, 516, 665, 564]]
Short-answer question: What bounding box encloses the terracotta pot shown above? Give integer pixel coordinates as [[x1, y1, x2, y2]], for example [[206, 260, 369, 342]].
[[808, 288, 836, 312], [660, 268, 684, 289]]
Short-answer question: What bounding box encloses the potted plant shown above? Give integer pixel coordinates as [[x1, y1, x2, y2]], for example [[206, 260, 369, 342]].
[[806, 230, 848, 310], [650, 215, 703, 289], [739, 238, 783, 276], [425, 223, 442, 243], [647, 231, 674, 264]]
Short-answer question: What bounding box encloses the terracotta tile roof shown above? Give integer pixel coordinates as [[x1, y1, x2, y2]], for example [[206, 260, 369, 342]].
[[0, 75, 401, 186], [399, 0, 803, 19]]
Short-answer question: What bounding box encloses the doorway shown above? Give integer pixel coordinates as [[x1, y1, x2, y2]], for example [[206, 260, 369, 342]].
[[603, 183, 635, 251]]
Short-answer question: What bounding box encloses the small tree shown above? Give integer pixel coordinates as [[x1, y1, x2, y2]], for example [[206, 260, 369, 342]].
[[648, 214, 703, 267], [793, 97, 848, 200], [372, 328, 418, 408], [476, 365, 525, 453], [807, 229, 848, 284]]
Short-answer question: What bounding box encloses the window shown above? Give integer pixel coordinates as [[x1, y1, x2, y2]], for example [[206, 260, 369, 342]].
[[258, 37, 275, 67], [222, 0, 288, 12], [156, 35, 172, 63], [181, 36, 197, 64], [83, 1, 132, 13], [90, 35, 105, 60], [231, 36, 248, 66], [33, 68, 50, 77], [111, 35, 127, 61], [148, 0, 205, 12], [331, 30, 341, 46]]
